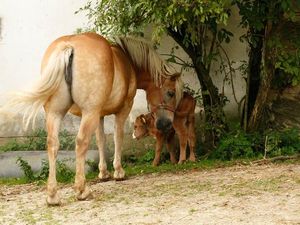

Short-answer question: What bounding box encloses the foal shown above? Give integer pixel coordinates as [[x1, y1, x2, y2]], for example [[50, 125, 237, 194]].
[[133, 92, 197, 165], [133, 113, 177, 166]]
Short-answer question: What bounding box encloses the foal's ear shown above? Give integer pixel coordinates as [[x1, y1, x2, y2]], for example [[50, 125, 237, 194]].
[[141, 114, 146, 124]]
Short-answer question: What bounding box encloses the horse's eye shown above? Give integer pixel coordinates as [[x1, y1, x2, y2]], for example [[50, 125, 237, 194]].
[[167, 90, 175, 98]]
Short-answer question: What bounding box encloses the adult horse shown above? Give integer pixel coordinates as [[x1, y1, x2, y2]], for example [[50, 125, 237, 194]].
[[7, 33, 182, 205]]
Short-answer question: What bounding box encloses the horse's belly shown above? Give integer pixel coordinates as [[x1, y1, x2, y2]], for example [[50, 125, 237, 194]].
[[69, 89, 131, 117]]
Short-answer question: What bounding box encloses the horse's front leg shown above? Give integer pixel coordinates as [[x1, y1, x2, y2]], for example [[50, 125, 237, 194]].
[[113, 104, 133, 180], [74, 111, 99, 200], [96, 117, 110, 181]]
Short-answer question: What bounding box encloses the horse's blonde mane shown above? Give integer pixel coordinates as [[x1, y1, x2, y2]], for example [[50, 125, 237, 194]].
[[114, 36, 183, 105], [114, 37, 175, 85]]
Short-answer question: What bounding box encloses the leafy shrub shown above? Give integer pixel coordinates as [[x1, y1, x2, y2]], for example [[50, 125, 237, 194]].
[[16, 157, 75, 183], [16, 157, 35, 182], [212, 127, 300, 161], [265, 128, 300, 157], [0, 129, 77, 152], [211, 130, 257, 160], [56, 161, 75, 183], [138, 149, 155, 163]]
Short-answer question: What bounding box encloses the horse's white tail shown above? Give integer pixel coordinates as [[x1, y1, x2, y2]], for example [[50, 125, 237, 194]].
[[3, 44, 73, 130]]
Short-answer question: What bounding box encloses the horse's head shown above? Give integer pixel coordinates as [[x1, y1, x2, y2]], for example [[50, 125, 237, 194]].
[[132, 114, 149, 140], [147, 75, 182, 133]]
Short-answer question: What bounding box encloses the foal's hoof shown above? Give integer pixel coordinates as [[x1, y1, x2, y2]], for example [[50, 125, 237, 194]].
[[46, 194, 61, 206], [189, 157, 196, 162], [76, 187, 93, 201], [98, 170, 111, 182], [178, 160, 186, 164], [114, 168, 125, 181]]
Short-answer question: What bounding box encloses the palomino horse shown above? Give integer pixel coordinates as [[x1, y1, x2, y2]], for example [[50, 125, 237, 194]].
[[138, 90, 196, 164], [6, 33, 182, 205]]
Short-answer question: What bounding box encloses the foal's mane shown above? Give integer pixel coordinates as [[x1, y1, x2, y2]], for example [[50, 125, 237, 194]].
[[114, 36, 183, 105]]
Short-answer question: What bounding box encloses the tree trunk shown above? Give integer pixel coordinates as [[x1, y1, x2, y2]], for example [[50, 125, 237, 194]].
[[247, 22, 276, 131], [168, 28, 227, 149], [243, 29, 264, 130]]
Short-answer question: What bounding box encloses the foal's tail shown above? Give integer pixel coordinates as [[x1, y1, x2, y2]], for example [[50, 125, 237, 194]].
[[3, 44, 74, 130]]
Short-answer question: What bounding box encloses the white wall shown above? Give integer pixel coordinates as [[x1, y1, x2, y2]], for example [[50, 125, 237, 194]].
[[0, 1, 247, 137], [0, 0, 88, 101]]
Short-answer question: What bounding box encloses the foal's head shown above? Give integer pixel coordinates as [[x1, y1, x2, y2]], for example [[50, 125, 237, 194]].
[[132, 114, 149, 140], [147, 75, 182, 133]]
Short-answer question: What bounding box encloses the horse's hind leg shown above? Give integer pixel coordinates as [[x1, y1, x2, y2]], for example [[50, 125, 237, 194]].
[[96, 117, 110, 181], [46, 112, 64, 205], [45, 85, 72, 205], [74, 111, 99, 200]]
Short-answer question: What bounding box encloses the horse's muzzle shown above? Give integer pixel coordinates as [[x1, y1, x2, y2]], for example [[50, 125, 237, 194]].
[[156, 118, 173, 133]]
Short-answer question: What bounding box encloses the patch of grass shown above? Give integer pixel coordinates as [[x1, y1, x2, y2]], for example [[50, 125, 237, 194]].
[[17, 210, 37, 225], [218, 176, 290, 197], [124, 159, 234, 177]]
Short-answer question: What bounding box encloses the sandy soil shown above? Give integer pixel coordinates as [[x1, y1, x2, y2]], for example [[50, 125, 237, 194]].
[[0, 163, 299, 225]]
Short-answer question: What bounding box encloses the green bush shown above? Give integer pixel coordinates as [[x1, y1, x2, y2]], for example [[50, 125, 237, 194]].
[[0, 129, 77, 152], [211, 130, 257, 160], [16, 157, 75, 183], [212, 127, 300, 161], [265, 128, 300, 157]]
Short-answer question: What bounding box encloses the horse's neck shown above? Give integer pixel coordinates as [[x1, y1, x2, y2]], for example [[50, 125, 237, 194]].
[[136, 71, 153, 90]]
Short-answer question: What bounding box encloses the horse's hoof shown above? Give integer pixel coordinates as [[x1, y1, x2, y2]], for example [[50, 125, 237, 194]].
[[46, 194, 61, 206], [98, 170, 111, 182], [113, 168, 125, 181], [76, 187, 93, 201]]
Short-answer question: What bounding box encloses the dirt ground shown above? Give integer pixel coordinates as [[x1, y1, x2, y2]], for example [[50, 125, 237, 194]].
[[0, 162, 299, 225]]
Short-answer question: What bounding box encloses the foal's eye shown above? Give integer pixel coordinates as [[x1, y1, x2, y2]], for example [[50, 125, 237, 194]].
[[167, 90, 175, 98]]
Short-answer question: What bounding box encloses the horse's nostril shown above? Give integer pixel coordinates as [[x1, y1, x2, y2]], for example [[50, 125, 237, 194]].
[[156, 118, 172, 132]]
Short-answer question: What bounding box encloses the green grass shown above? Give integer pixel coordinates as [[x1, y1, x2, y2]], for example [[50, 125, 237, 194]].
[[0, 157, 299, 186], [124, 159, 235, 177]]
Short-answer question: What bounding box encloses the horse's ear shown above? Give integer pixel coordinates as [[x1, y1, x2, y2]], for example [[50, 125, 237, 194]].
[[170, 73, 181, 81]]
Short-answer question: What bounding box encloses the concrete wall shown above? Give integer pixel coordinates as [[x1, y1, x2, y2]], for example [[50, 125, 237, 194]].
[[0, 1, 247, 137]]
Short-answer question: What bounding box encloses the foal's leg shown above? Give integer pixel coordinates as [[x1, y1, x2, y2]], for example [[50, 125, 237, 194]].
[[187, 114, 196, 162], [96, 117, 110, 181], [74, 111, 99, 200], [173, 118, 188, 164], [166, 133, 177, 164], [153, 134, 163, 166]]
